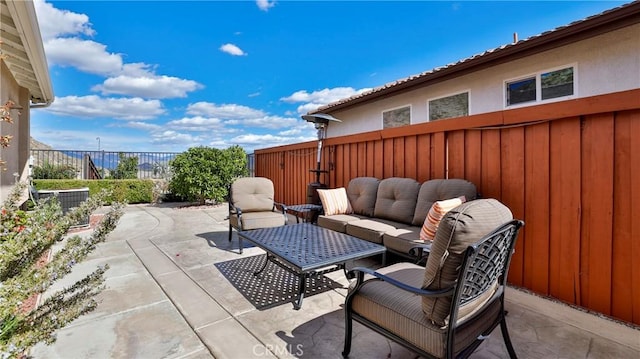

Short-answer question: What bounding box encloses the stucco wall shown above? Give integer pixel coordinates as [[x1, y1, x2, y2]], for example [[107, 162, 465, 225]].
[[327, 24, 640, 138], [0, 61, 31, 203]]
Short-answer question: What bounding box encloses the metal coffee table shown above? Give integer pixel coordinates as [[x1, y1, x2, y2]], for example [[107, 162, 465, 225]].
[[237, 223, 386, 310]]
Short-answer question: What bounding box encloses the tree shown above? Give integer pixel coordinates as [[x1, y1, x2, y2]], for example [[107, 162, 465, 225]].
[[169, 145, 248, 205], [0, 182, 124, 357], [110, 153, 138, 179]]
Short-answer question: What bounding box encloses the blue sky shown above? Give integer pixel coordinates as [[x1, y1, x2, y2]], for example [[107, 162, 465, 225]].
[[31, 0, 628, 153]]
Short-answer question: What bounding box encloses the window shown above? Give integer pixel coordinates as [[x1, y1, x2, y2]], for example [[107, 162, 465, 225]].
[[382, 106, 410, 128], [428, 92, 469, 121], [506, 65, 575, 107], [542, 67, 574, 100]]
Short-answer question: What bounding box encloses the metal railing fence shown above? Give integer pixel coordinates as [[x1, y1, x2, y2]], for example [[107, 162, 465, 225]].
[[30, 149, 256, 180]]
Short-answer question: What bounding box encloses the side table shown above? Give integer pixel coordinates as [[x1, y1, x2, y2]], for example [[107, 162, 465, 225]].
[[286, 204, 323, 223]]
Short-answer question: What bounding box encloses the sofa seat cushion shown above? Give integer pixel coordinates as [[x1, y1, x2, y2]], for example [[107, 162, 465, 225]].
[[317, 214, 366, 233], [346, 219, 398, 244], [231, 211, 285, 231], [374, 177, 421, 225], [347, 177, 380, 216], [383, 227, 430, 255], [350, 262, 501, 358], [412, 179, 478, 226]]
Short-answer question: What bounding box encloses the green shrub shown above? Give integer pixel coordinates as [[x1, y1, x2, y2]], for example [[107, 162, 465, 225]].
[[33, 179, 154, 204], [169, 145, 248, 204], [0, 182, 124, 356], [32, 162, 77, 179], [109, 153, 139, 179]]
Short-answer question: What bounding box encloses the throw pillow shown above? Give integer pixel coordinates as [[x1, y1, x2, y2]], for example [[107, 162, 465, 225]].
[[317, 188, 353, 216], [419, 196, 466, 241]]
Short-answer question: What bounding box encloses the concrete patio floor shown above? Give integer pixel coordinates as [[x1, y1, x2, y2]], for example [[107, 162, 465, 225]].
[[30, 203, 640, 358]]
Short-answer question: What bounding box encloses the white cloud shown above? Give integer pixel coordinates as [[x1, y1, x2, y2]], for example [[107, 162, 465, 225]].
[[36, 1, 201, 99], [256, 0, 276, 12], [45, 95, 165, 120], [44, 38, 124, 75], [187, 102, 265, 119], [34, 0, 95, 41], [220, 43, 247, 56], [122, 121, 162, 131], [226, 115, 298, 130], [166, 116, 224, 131], [281, 87, 372, 114], [92, 75, 203, 99], [151, 131, 203, 145]]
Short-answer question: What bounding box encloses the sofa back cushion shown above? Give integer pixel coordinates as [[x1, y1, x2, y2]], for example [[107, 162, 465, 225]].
[[421, 199, 513, 326], [373, 177, 420, 224], [412, 179, 478, 226], [346, 177, 380, 216]]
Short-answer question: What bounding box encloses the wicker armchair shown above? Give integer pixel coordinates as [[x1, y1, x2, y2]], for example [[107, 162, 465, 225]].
[[228, 177, 287, 254], [343, 199, 524, 358]]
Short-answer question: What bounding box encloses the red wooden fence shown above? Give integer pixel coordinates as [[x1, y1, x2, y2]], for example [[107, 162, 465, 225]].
[[255, 89, 640, 325]]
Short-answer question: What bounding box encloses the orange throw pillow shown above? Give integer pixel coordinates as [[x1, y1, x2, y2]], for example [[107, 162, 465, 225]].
[[419, 196, 466, 241]]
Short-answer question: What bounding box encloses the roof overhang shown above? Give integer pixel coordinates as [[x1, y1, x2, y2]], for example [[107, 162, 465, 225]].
[[312, 1, 640, 114], [0, 0, 54, 106]]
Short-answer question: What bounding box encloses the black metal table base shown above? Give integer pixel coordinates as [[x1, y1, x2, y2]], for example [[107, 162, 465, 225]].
[[253, 253, 345, 310]]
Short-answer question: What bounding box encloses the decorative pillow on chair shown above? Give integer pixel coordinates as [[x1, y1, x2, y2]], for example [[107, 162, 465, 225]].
[[419, 196, 466, 241], [318, 188, 354, 216]]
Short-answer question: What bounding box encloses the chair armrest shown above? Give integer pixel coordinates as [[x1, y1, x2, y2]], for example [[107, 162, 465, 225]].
[[348, 266, 453, 298], [409, 243, 432, 265], [274, 201, 288, 214], [229, 203, 243, 216]]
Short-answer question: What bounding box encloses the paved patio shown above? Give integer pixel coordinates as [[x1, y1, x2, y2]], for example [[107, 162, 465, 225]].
[[31, 203, 640, 358]]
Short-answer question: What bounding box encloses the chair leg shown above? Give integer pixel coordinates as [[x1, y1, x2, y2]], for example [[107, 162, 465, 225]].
[[228, 224, 232, 242], [342, 306, 353, 358], [500, 316, 518, 359]]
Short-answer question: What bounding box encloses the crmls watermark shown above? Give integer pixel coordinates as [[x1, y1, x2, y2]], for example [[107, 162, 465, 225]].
[[252, 343, 304, 356]]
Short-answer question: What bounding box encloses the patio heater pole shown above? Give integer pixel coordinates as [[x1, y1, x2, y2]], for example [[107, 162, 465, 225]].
[[302, 113, 342, 204]]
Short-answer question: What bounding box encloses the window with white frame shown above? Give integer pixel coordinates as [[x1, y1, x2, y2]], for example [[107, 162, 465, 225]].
[[506, 65, 575, 106], [382, 105, 411, 128], [428, 92, 469, 121]]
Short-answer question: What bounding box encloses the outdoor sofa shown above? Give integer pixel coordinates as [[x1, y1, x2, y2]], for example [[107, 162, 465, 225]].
[[316, 176, 478, 260]]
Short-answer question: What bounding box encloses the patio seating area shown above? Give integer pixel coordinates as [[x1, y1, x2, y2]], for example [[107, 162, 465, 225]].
[[31, 203, 640, 358]]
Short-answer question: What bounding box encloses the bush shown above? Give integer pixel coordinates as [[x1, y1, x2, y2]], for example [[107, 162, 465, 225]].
[[32, 162, 77, 179], [169, 145, 248, 204], [0, 182, 124, 356]]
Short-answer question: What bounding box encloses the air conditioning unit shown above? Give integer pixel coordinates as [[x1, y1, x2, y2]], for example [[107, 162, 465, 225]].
[[37, 188, 90, 227]]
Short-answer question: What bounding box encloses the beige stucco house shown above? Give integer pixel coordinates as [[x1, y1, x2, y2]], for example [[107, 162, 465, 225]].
[[0, 0, 54, 203], [311, 1, 640, 138]]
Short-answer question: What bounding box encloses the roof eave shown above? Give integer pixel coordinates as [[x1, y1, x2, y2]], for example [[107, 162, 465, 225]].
[[6, 0, 54, 106]]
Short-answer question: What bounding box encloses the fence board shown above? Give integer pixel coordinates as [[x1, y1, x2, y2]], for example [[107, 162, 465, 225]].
[[432, 132, 446, 178], [581, 113, 615, 314], [549, 117, 582, 304], [448, 130, 466, 179], [524, 122, 551, 294], [464, 130, 482, 187], [416, 134, 431, 182], [404, 136, 417, 180], [501, 127, 525, 286], [480, 130, 501, 201], [631, 111, 640, 325], [612, 110, 634, 322]]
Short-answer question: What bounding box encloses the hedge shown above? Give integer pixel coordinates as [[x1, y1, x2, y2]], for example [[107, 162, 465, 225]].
[[32, 179, 154, 204]]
